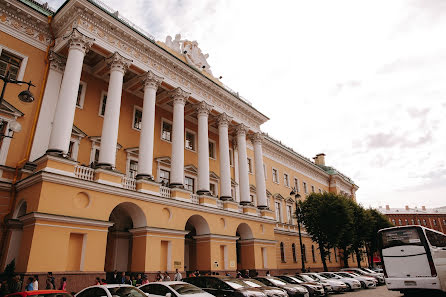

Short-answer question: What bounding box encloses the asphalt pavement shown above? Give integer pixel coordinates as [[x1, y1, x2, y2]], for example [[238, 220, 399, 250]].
[[342, 285, 401, 297]]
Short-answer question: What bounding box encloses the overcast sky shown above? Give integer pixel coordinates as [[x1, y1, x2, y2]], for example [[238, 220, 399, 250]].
[[47, 0, 446, 209]]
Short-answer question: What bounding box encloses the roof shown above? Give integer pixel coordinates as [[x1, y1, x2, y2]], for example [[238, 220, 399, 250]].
[[18, 0, 55, 16], [378, 206, 446, 215]]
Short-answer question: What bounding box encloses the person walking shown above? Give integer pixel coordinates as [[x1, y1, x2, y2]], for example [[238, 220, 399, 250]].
[[32, 275, 39, 290], [174, 269, 182, 281], [95, 278, 101, 285], [135, 274, 142, 286], [10, 275, 21, 293], [141, 275, 149, 285], [124, 275, 132, 285], [163, 272, 170, 281], [59, 277, 67, 291], [25, 277, 34, 291], [155, 272, 163, 282]]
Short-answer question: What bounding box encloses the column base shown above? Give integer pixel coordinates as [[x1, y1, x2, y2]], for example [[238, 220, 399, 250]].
[[169, 183, 184, 189], [257, 205, 269, 210], [240, 201, 253, 206], [135, 174, 154, 181], [197, 190, 211, 195], [46, 149, 63, 156], [95, 163, 114, 170], [220, 196, 233, 201]]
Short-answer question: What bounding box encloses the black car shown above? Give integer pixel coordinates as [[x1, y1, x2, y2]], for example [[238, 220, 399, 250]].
[[275, 275, 325, 297], [253, 276, 309, 297], [240, 279, 307, 297], [183, 276, 266, 297]]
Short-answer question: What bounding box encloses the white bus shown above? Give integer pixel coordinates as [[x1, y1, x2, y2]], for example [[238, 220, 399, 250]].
[[378, 225, 446, 295]]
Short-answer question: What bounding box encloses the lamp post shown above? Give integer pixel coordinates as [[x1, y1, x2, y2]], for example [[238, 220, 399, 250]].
[[0, 71, 35, 139], [290, 187, 306, 272]]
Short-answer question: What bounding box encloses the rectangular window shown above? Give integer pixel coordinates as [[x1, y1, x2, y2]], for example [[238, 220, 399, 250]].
[[185, 131, 196, 151], [311, 185, 315, 193], [184, 176, 194, 192], [128, 160, 138, 178], [159, 169, 170, 185], [161, 120, 172, 142], [210, 183, 216, 196], [303, 182, 308, 193], [294, 178, 300, 192], [76, 82, 87, 108], [287, 205, 293, 224], [229, 148, 234, 166], [284, 173, 289, 187], [94, 148, 100, 164], [0, 51, 22, 80], [67, 141, 75, 159], [133, 107, 142, 130], [275, 202, 282, 222], [319, 188, 322, 194], [272, 168, 279, 183], [209, 140, 216, 159], [99, 92, 107, 116], [247, 158, 253, 173], [250, 194, 255, 203]]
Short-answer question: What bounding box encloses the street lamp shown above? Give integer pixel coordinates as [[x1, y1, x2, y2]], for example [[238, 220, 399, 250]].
[[0, 71, 35, 139], [290, 187, 306, 272]]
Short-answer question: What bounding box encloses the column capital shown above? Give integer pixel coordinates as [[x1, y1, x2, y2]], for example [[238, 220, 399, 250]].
[[235, 123, 249, 137], [217, 112, 233, 127], [48, 51, 66, 73], [63, 28, 94, 54], [143, 70, 164, 90], [169, 87, 190, 105], [250, 132, 264, 145], [196, 101, 213, 116], [106, 52, 132, 75]]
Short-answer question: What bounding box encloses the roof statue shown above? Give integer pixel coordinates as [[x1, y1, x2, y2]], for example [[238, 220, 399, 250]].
[[165, 34, 213, 76]]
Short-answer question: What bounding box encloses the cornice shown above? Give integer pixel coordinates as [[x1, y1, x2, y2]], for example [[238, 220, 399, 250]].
[[19, 212, 113, 227]]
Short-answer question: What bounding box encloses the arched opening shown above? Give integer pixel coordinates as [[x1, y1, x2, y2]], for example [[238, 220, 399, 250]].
[[236, 223, 254, 271], [104, 202, 146, 272], [4, 200, 27, 268], [184, 215, 210, 273], [280, 242, 285, 262]]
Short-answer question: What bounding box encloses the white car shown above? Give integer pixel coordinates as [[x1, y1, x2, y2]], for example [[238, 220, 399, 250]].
[[76, 284, 147, 297], [300, 273, 348, 293], [139, 281, 215, 297], [318, 272, 361, 291], [340, 268, 385, 285], [334, 272, 376, 289]]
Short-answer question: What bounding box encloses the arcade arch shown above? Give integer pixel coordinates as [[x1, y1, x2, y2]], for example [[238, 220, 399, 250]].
[[184, 215, 210, 273]]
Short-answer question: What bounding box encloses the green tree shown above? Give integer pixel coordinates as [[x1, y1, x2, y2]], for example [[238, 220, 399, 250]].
[[347, 201, 371, 268], [299, 192, 353, 271], [364, 208, 393, 267]]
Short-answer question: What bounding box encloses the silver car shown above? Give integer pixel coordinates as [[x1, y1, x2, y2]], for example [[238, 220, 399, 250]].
[[318, 272, 361, 291], [340, 268, 385, 285], [301, 273, 348, 293], [334, 272, 376, 289]]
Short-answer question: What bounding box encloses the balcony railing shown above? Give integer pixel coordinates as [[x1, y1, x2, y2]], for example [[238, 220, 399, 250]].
[[122, 176, 136, 190], [160, 186, 171, 198], [74, 165, 94, 181]]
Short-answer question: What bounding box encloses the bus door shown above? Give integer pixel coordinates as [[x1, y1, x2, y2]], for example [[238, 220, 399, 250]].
[[425, 229, 446, 290]]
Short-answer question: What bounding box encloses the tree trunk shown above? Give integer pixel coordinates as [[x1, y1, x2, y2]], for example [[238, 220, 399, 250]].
[[365, 244, 373, 267], [355, 248, 362, 268], [318, 243, 328, 271], [342, 249, 349, 268]]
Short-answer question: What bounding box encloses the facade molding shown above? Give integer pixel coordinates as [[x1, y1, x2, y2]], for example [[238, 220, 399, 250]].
[[19, 212, 114, 228]]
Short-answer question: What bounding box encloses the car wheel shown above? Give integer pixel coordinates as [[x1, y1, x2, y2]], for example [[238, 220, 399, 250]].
[[360, 281, 366, 289], [346, 283, 351, 291]]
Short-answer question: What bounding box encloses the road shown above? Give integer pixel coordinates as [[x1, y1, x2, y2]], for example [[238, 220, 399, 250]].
[[343, 285, 401, 297]]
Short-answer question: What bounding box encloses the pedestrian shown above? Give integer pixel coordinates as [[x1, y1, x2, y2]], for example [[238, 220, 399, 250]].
[[45, 278, 54, 290], [100, 279, 107, 285], [136, 274, 142, 286], [32, 275, 39, 290], [0, 280, 10, 296], [47, 272, 56, 290], [141, 275, 149, 285], [119, 272, 126, 284], [124, 275, 132, 285], [25, 277, 34, 291], [155, 272, 163, 282], [174, 269, 182, 281], [163, 272, 170, 281], [112, 270, 119, 284], [10, 275, 21, 293], [131, 275, 136, 286], [59, 277, 67, 291], [95, 277, 101, 285]]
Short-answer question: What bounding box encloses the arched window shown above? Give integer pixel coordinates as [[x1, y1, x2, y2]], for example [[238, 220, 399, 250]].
[[411, 219, 415, 225], [292, 243, 297, 263], [311, 245, 316, 263], [280, 242, 285, 263], [302, 244, 307, 262], [398, 219, 402, 225]]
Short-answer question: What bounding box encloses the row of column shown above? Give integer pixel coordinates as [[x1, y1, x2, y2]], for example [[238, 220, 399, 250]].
[[46, 29, 268, 208]]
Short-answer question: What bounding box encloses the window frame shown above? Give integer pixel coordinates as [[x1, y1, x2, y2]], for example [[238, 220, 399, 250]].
[[303, 182, 308, 194], [247, 157, 253, 174], [294, 177, 300, 192], [185, 129, 197, 152], [184, 175, 195, 193], [161, 118, 173, 143], [0, 46, 28, 81], [98, 91, 108, 117], [208, 139, 216, 159], [275, 201, 282, 223], [272, 168, 279, 184], [75, 81, 87, 109], [283, 173, 290, 188], [132, 105, 143, 131]]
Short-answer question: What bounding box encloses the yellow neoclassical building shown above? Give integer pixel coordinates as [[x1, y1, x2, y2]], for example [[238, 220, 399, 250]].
[[0, 0, 363, 289]]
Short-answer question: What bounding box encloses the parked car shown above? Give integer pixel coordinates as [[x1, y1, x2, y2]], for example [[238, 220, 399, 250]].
[[7, 290, 72, 297], [296, 275, 332, 295], [359, 267, 385, 278], [76, 285, 147, 297], [276, 275, 325, 297], [340, 268, 385, 285], [318, 272, 361, 291], [237, 279, 301, 297], [183, 276, 267, 297], [370, 267, 383, 273], [248, 277, 308, 297], [139, 281, 214, 297], [333, 272, 376, 289], [300, 273, 348, 293]]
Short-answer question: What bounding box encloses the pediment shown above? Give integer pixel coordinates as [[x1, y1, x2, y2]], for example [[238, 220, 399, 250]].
[[273, 193, 284, 200], [72, 125, 87, 138], [0, 99, 24, 118], [185, 164, 198, 174], [88, 136, 122, 149], [209, 171, 220, 180], [155, 156, 171, 166]]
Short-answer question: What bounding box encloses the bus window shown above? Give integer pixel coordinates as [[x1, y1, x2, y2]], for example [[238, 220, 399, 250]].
[[381, 228, 423, 249], [425, 230, 446, 248]]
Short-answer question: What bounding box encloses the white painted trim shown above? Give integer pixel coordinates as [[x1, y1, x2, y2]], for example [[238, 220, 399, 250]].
[[76, 81, 87, 109], [283, 172, 290, 188], [19, 212, 113, 227], [23, 222, 109, 232], [80, 233, 87, 271], [96, 178, 123, 188], [0, 44, 29, 81], [272, 167, 279, 184], [43, 167, 76, 177]]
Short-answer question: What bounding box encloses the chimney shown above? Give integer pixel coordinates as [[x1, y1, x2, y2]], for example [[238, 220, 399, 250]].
[[422, 206, 426, 211], [313, 153, 326, 166], [386, 205, 390, 210], [405, 205, 409, 210]]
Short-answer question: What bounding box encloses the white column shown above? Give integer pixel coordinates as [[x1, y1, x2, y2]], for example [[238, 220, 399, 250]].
[[251, 133, 268, 208], [196, 101, 212, 195], [47, 29, 93, 154], [169, 88, 190, 188], [30, 51, 66, 161], [233, 141, 240, 202], [217, 113, 233, 200], [236, 124, 250, 205], [136, 71, 163, 179], [98, 52, 131, 168]]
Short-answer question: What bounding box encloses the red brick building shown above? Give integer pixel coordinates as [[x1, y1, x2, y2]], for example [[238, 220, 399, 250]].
[[378, 205, 446, 234]]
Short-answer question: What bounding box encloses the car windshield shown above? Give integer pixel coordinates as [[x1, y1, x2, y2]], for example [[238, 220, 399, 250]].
[[291, 276, 305, 283], [361, 268, 375, 273], [108, 286, 147, 297], [225, 280, 249, 289], [315, 275, 327, 280], [169, 284, 204, 295], [268, 278, 287, 286], [243, 280, 264, 288], [350, 273, 360, 277], [336, 273, 352, 278], [299, 275, 315, 282], [305, 275, 319, 281]]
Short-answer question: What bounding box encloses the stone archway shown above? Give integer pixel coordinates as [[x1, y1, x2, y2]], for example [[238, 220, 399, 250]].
[[184, 215, 210, 273], [104, 202, 146, 272], [236, 223, 254, 271]]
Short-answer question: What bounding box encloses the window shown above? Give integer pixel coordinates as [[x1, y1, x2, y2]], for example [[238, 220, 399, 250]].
[[229, 148, 234, 166], [99, 92, 107, 116], [302, 244, 307, 262], [292, 243, 297, 263], [76, 81, 87, 108], [272, 168, 279, 184], [133, 107, 142, 130], [287, 205, 293, 224], [140, 284, 173, 296], [433, 219, 437, 226], [250, 194, 255, 203], [425, 230, 446, 247], [184, 176, 194, 192], [67, 141, 75, 159], [210, 183, 216, 196], [284, 173, 289, 187], [185, 130, 196, 151], [391, 219, 396, 225], [247, 158, 253, 173], [275, 201, 282, 222], [280, 242, 285, 262], [423, 219, 427, 225], [398, 219, 402, 225], [417, 219, 421, 225], [294, 178, 300, 192], [159, 169, 170, 186], [128, 160, 138, 178], [311, 185, 315, 193], [411, 219, 415, 225], [404, 219, 408, 225], [443, 219, 446, 226], [161, 120, 172, 142], [303, 182, 307, 193], [209, 140, 216, 159], [334, 247, 338, 262], [312, 245, 316, 263], [0, 50, 22, 80]]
